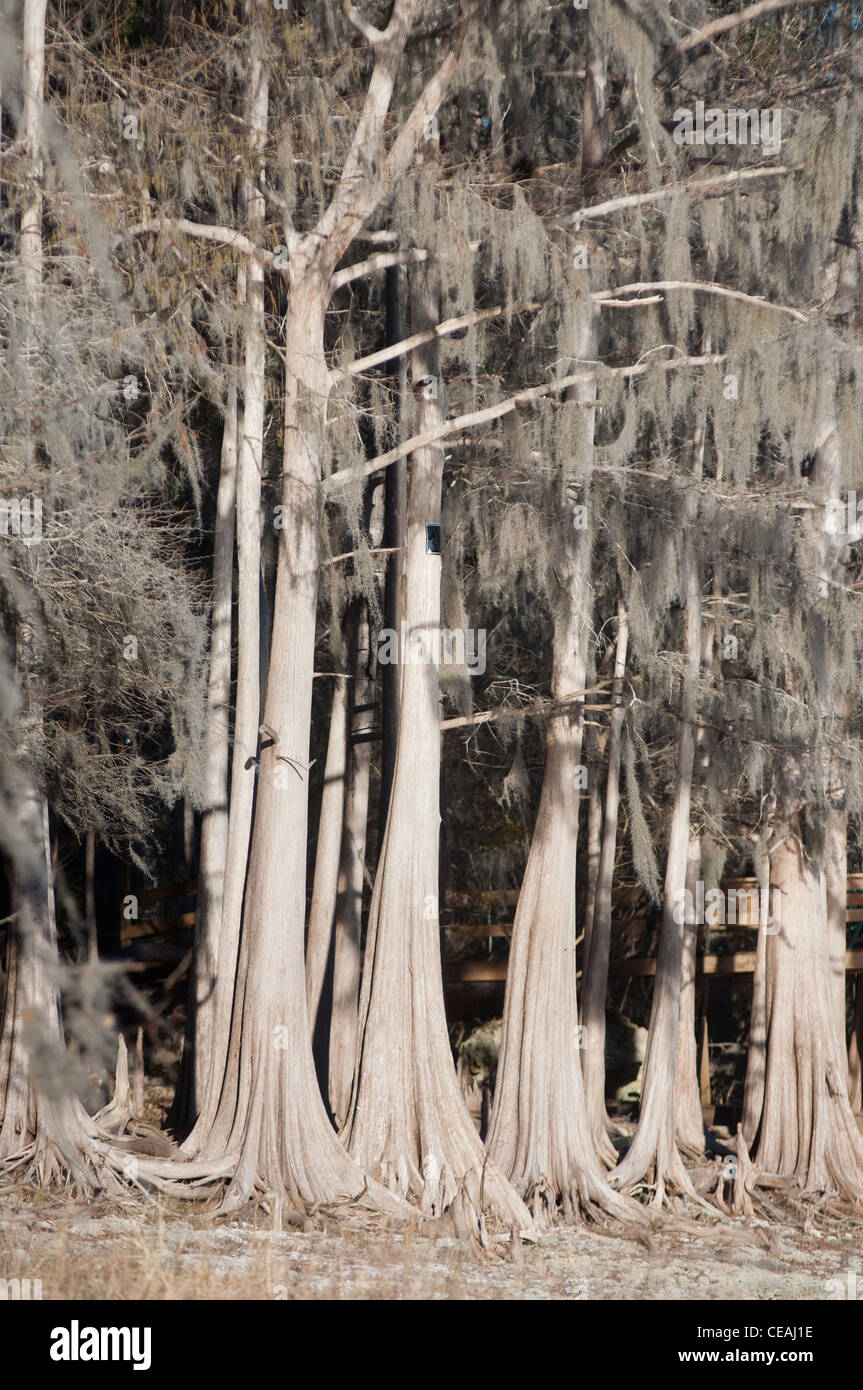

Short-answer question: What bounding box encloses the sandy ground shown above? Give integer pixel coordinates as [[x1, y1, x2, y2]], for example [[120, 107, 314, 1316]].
[[1, 1193, 860, 1300]]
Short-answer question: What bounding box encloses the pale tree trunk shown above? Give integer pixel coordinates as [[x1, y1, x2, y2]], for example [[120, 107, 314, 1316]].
[[826, 800, 848, 1085], [581, 599, 628, 1164], [849, 978, 863, 1113], [487, 275, 637, 1225], [84, 830, 98, 964], [178, 290, 240, 1122], [187, 273, 407, 1216], [306, 665, 350, 1104], [147, 0, 463, 1218], [343, 264, 530, 1236], [674, 617, 715, 1154], [379, 265, 408, 849], [753, 828, 863, 1195], [581, 13, 607, 185], [580, 642, 603, 971], [182, 34, 267, 1149], [0, 716, 101, 1184], [330, 602, 373, 1131], [742, 831, 771, 1144], [610, 521, 702, 1204], [746, 338, 862, 1192], [673, 832, 705, 1154], [0, 0, 104, 1186]]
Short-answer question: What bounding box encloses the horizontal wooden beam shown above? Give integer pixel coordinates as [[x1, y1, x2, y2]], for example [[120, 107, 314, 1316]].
[[136, 879, 198, 909], [444, 922, 512, 938], [447, 961, 508, 982], [121, 912, 195, 945], [450, 947, 863, 986], [609, 947, 863, 981]]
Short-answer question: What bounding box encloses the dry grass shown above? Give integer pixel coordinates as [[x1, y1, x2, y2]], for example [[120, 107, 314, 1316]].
[[1, 1190, 859, 1300]]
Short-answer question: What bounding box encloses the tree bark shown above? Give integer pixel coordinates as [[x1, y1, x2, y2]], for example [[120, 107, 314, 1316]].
[[673, 831, 706, 1154], [753, 829, 863, 1195], [674, 617, 714, 1155], [306, 666, 350, 1107], [580, 600, 628, 1164], [329, 603, 374, 1131], [0, 1, 104, 1186], [179, 306, 239, 1122], [610, 522, 702, 1203], [826, 800, 848, 1084], [378, 265, 408, 851], [580, 644, 603, 972], [487, 273, 637, 1224], [343, 263, 530, 1235], [849, 977, 863, 1113], [182, 33, 267, 1149]]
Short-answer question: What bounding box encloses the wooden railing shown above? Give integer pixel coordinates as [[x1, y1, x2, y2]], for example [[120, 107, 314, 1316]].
[[122, 875, 863, 990]]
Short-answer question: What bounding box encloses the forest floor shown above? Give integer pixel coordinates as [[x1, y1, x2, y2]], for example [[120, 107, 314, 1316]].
[[1, 1189, 859, 1300]]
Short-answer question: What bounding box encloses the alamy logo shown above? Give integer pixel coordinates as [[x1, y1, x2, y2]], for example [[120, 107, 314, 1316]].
[[672, 881, 781, 932], [825, 1263, 860, 1300], [0, 1277, 42, 1300], [377, 623, 486, 675], [50, 1321, 152, 1372], [0, 496, 42, 546], [824, 492, 863, 537], [672, 100, 781, 156]]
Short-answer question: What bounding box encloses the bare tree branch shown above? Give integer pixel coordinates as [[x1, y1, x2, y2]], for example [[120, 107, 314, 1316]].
[[441, 683, 612, 731], [303, 0, 422, 277], [342, 0, 387, 47], [327, 352, 727, 491], [330, 246, 430, 292], [330, 239, 480, 293], [594, 280, 809, 322], [125, 217, 282, 266], [659, 0, 825, 71], [571, 166, 794, 227], [332, 299, 540, 378]]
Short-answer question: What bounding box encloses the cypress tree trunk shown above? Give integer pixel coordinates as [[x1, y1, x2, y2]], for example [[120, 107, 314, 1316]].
[[343, 264, 531, 1235], [753, 827, 863, 1196], [330, 602, 373, 1131], [581, 600, 628, 1164], [306, 664, 350, 1105], [610, 521, 702, 1204], [487, 278, 637, 1224], [182, 33, 267, 1150], [673, 833, 706, 1154], [826, 800, 848, 1083], [379, 266, 407, 850], [849, 978, 863, 1113], [185, 275, 408, 1217], [580, 651, 603, 974], [180, 312, 239, 1121], [674, 617, 714, 1155], [1, 0, 105, 1188]]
